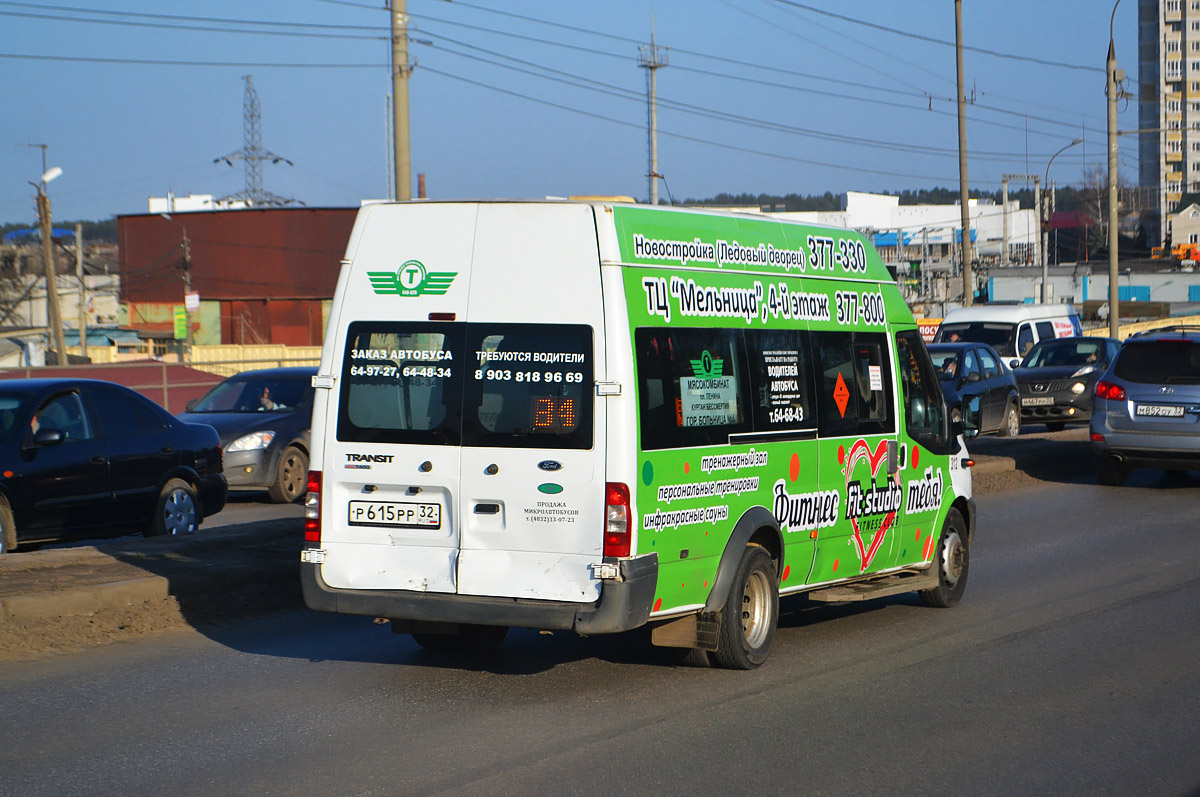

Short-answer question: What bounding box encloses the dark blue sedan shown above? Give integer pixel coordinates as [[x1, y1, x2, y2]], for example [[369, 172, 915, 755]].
[[927, 342, 1022, 437], [0, 378, 227, 554]]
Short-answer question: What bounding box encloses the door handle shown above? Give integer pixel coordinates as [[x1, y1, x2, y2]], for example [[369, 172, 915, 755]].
[[160, 446, 173, 453], [91, 456, 108, 465], [474, 503, 500, 515]]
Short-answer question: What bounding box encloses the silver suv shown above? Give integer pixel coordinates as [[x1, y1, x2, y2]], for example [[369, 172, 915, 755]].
[[1090, 327, 1200, 485]]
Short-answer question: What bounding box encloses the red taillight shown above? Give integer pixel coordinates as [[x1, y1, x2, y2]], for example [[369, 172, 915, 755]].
[[304, 470, 322, 543], [603, 482, 631, 558], [1095, 380, 1126, 401], [1091, 432, 1105, 442]]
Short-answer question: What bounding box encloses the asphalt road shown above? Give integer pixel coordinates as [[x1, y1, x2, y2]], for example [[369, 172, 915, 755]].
[[2, 469, 1198, 795]]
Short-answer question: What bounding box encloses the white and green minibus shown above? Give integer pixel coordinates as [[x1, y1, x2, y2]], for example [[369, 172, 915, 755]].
[[301, 201, 975, 669]]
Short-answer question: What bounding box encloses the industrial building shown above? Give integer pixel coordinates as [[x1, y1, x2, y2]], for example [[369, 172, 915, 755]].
[[117, 207, 356, 348]]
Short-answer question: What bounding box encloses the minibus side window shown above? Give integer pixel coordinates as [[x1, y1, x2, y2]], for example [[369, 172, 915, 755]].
[[745, 329, 817, 432], [811, 331, 895, 437], [1017, 324, 1035, 357], [635, 327, 751, 450], [895, 329, 950, 452]]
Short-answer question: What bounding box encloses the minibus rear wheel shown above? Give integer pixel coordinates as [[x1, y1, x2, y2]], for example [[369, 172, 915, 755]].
[[919, 509, 969, 608], [712, 544, 778, 670]]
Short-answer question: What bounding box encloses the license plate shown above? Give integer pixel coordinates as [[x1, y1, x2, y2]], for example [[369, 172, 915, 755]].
[[1135, 404, 1185, 418], [348, 500, 441, 528], [1022, 396, 1054, 406]]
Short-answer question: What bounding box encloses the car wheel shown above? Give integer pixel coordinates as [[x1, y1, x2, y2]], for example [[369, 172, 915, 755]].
[[712, 544, 779, 670], [0, 495, 16, 555], [147, 478, 200, 537], [268, 445, 308, 504], [919, 508, 969, 608], [1045, 421, 1066, 432], [1095, 456, 1128, 487], [997, 402, 1020, 437]]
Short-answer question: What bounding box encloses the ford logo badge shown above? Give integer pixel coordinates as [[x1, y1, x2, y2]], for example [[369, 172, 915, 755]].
[[538, 460, 563, 472]]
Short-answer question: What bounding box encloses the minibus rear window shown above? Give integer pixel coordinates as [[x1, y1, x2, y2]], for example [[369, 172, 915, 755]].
[[337, 321, 594, 449], [462, 324, 594, 449], [337, 321, 464, 445]]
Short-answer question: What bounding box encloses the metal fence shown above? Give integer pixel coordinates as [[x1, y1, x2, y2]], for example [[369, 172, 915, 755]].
[[0, 356, 321, 413]]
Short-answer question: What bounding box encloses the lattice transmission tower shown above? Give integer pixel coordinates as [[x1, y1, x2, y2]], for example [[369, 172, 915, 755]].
[[214, 75, 301, 207]]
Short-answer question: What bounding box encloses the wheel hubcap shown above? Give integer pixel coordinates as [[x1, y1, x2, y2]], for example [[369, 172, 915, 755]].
[[163, 489, 197, 535], [282, 455, 302, 498], [741, 570, 771, 649], [940, 531, 964, 587]]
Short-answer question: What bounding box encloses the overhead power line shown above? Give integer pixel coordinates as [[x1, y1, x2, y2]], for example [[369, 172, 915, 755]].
[[765, 0, 1104, 73]]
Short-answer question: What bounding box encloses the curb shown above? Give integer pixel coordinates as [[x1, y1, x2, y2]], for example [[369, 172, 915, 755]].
[[1, 575, 168, 624]]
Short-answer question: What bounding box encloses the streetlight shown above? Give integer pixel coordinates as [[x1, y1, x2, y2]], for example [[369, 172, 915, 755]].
[[1107, 0, 1124, 338], [30, 166, 67, 365], [159, 213, 194, 357], [1042, 138, 1084, 302]]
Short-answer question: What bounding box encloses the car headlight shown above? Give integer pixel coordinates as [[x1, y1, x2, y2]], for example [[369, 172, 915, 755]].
[[1070, 382, 1086, 394], [1071, 366, 1098, 377], [227, 431, 276, 452]]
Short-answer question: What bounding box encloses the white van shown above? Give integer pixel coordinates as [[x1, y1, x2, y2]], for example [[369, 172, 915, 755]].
[[301, 201, 975, 669], [932, 303, 1082, 367]]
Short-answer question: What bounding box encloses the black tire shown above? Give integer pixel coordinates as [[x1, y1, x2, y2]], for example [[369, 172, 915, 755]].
[[675, 647, 713, 668], [712, 545, 779, 670], [147, 478, 200, 537], [1045, 421, 1067, 432], [997, 402, 1020, 437], [267, 445, 308, 504], [919, 508, 969, 608], [1095, 456, 1128, 487], [413, 624, 509, 652], [0, 495, 16, 555]]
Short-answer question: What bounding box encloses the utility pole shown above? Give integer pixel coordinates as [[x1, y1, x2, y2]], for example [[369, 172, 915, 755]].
[[76, 223, 86, 359], [34, 180, 67, 365], [159, 214, 193, 355], [391, 0, 412, 201], [1107, 1, 1123, 339], [639, 25, 668, 206], [1002, 178, 1010, 265], [955, 0, 974, 305]]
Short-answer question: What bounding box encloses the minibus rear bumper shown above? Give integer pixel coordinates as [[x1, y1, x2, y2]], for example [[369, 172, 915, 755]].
[[300, 551, 658, 635]]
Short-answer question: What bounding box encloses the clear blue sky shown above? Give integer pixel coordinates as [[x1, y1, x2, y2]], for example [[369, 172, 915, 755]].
[[1, 0, 1140, 223]]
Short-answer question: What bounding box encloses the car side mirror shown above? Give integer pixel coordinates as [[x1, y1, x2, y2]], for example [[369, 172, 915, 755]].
[[961, 396, 982, 439], [33, 428, 65, 447], [966, 372, 981, 383], [1008, 358, 1020, 369]]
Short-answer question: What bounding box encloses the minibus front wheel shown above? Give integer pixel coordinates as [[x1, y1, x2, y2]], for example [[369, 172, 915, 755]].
[[919, 508, 969, 608], [713, 544, 779, 670]]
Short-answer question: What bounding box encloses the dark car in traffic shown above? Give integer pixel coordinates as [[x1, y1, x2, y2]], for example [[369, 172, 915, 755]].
[[928, 342, 1021, 437], [1090, 326, 1200, 485], [1013, 336, 1121, 431], [177, 367, 316, 503], [0, 378, 227, 554]]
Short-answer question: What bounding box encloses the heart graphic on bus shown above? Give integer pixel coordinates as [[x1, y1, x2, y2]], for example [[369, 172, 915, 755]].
[[842, 438, 897, 573]]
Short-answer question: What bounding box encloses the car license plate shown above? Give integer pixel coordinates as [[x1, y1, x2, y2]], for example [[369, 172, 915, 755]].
[[348, 500, 441, 528], [1135, 404, 1185, 418], [1022, 396, 1054, 406]]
